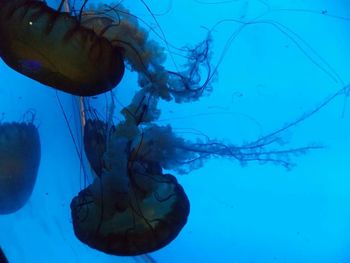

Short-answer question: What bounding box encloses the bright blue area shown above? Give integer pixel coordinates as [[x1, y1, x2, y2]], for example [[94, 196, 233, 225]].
[[1, 0, 350, 262]]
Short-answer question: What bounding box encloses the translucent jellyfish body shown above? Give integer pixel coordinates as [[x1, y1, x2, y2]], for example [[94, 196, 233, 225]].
[[71, 120, 190, 255], [0, 0, 125, 96], [0, 122, 41, 214]]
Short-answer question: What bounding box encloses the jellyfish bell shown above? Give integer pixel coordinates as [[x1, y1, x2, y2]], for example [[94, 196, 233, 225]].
[[71, 121, 190, 255], [0, 0, 125, 96], [71, 166, 190, 256], [0, 121, 41, 214]]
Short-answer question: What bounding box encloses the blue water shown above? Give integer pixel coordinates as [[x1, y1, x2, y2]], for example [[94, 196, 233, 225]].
[[1, 0, 350, 262]]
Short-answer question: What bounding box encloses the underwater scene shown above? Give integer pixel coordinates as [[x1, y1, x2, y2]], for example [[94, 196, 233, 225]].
[[0, 0, 350, 262]]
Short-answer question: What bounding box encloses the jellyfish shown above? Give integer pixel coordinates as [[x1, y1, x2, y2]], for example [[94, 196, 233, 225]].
[[71, 118, 190, 256], [67, 4, 217, 252], [0, 120, 41, 214], [66, 7, 329, 248], [0, 0, 125, 96], [0, 247, 8, 263], [69, 75, 325, 256]]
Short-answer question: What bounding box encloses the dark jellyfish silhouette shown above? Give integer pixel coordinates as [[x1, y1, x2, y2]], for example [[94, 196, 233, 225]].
[[0, 247, 8, 263], [0, 0, 124, 96], [0, 0, 211, 99], [0, 122, 41, 214], [71, 120, 190, 255]]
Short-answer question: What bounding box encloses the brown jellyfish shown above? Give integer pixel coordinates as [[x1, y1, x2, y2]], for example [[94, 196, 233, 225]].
[[0, 122, 41, 214], [71, 120, 190, 255], [0, 0, 124, 96]]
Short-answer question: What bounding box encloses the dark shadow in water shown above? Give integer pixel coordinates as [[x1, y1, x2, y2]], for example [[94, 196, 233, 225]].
[[0, 247, 8, 263]]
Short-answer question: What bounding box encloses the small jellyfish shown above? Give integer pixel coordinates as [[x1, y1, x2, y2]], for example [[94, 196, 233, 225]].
[[0, 121, 41, 214]]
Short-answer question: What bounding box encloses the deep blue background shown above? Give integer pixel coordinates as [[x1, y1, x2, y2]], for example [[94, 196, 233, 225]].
[[1, 0, 350, 262]]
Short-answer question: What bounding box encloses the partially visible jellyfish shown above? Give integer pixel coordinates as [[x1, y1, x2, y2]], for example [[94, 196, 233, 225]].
[[0, 117, 41, 214], [0, 0, 125, 96], [0, 0, 212, 99], [0, 247, 8, 263]]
